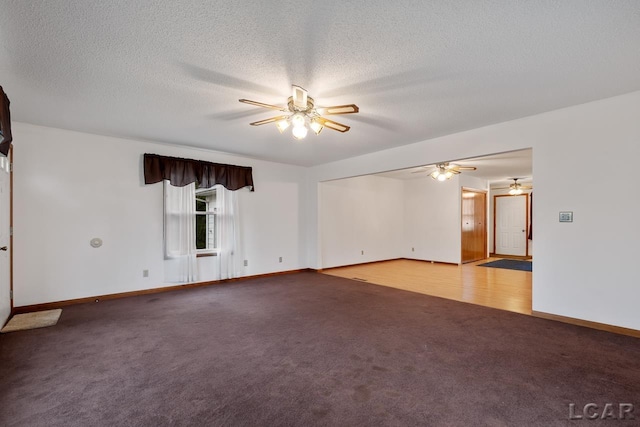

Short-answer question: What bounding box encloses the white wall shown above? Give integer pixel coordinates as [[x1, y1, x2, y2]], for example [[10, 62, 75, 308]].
[[403, 176, 461, 263], [11, 90, 640, 331], [320, 173, 489, 266], [319, 175, 403, 268], [308, 90, 640, 330], [13, 123, 307, 306]]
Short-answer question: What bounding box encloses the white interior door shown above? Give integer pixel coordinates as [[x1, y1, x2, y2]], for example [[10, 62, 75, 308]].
[[495, 195, 527, 256], [0, 155, 10, 326]]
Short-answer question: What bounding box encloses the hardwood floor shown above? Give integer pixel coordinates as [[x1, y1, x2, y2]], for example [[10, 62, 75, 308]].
[[321, 258, 532, 315]]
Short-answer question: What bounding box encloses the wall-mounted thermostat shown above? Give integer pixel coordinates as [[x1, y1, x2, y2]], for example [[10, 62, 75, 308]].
[[559, 212, 573, 222]]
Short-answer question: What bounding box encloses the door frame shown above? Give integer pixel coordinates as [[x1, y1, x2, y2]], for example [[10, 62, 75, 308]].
[[493, 193, 529, 257], [0, 146, 12, 325], [9, 146, 13, 313], [461, 187, 487, 263]]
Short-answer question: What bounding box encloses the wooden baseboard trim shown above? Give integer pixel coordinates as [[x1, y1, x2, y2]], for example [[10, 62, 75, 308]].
[[401, 258, 460, 266], [531, 310, 640, 339], [319, 258, 460, 273], [12, 268, 313, 315], [319, 258, 404, 273]]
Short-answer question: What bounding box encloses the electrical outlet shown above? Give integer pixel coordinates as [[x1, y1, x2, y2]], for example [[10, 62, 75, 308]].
[[279, 257, 282, 263], [244, 260, 248, 267], [412, 247, 415, 252], [143, 269, 149, 277], [361, 250, 364, 255]]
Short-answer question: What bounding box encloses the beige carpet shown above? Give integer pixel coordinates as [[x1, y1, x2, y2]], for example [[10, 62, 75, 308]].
[[1, 309, 62, 333]]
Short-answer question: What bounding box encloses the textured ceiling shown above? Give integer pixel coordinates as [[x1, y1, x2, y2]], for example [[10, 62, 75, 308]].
[[1, 1, 639, 166]]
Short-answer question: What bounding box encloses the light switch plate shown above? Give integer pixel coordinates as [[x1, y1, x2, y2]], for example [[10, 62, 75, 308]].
[[559, 211, 573, 222]]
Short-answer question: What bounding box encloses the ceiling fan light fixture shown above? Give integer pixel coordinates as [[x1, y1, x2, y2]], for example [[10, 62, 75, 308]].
[[291, 124, 308, 140], [239, 85, 357, 141], [291, 113, 306, 128], [310, 120, 323, 135], [276, 119, 290, 133], [431, 165, 454, 181]]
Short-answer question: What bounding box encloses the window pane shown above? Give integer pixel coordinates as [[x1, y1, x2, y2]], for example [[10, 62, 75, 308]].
[[196, 214, 207, 249], [196, 199, 206, 212]]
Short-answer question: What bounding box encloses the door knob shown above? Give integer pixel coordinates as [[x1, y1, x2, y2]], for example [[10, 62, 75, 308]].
[[0, 246, 7, 251]]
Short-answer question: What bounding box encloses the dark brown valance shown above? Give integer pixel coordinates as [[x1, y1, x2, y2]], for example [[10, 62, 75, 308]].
[[0, 86, 12, 157], [144, 153, 254, 191]]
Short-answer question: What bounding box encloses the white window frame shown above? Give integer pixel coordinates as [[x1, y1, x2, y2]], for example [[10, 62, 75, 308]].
[[195, 187, 218, 255]]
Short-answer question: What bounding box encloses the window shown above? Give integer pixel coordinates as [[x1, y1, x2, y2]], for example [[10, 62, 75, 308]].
[[195, 186, 217, 255]]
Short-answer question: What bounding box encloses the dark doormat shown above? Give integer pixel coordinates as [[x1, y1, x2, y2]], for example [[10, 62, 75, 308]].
[[477, 259, 532, 272]]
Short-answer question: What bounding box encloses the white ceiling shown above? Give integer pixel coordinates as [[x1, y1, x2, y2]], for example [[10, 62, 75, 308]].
[[1, 1, 639, 167]]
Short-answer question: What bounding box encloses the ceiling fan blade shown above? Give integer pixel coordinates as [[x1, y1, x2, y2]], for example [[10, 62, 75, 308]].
[[316, 117, 350, 133], [239, 99, 286, 111], [446, 164, 476, 171], [411, 170, 428, 174], [292, 85, 308, 109], [249, 115, 290, 126], [318, 104, 360, 115]]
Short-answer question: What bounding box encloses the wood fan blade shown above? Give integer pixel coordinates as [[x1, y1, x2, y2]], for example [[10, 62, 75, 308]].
[[292, 85, 308, 109], [249, 115, 290, 126], [239, 99, 286, 111], [316, 117, 350, 133], [319, 104, 359, 115], [447, 164, 476, 171]]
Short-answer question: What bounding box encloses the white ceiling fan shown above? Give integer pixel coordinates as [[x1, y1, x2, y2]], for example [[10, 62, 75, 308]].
[[493, 178, 533, 194], [239, 85, 359, 140], [412, 162, 477, 181]]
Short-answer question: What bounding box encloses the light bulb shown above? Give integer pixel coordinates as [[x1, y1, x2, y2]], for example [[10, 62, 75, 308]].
[[309, 120, 323, 135], [291, 113, 306, 128], [292, 125, 308, 140], [437, 173, 447, 181], [276, 119, 290, 133]]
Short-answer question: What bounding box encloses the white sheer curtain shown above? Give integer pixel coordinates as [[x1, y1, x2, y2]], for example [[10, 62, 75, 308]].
[[215, 186, 243, 280], [164, 181, 198, 283]]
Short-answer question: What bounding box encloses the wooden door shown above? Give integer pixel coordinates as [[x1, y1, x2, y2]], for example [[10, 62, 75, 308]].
[[461, 189, 487, 263], [494, 194, 528, 256], [0, 154, 11, 326]]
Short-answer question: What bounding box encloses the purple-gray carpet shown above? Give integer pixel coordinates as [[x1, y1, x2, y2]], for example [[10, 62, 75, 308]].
[[1, 272, 638, 426]]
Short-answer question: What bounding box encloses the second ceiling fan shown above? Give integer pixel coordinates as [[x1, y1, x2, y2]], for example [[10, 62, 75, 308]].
[[413, 162, 477, 181], [239, 85, 359, 140], [493, 178, 533, 195]]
